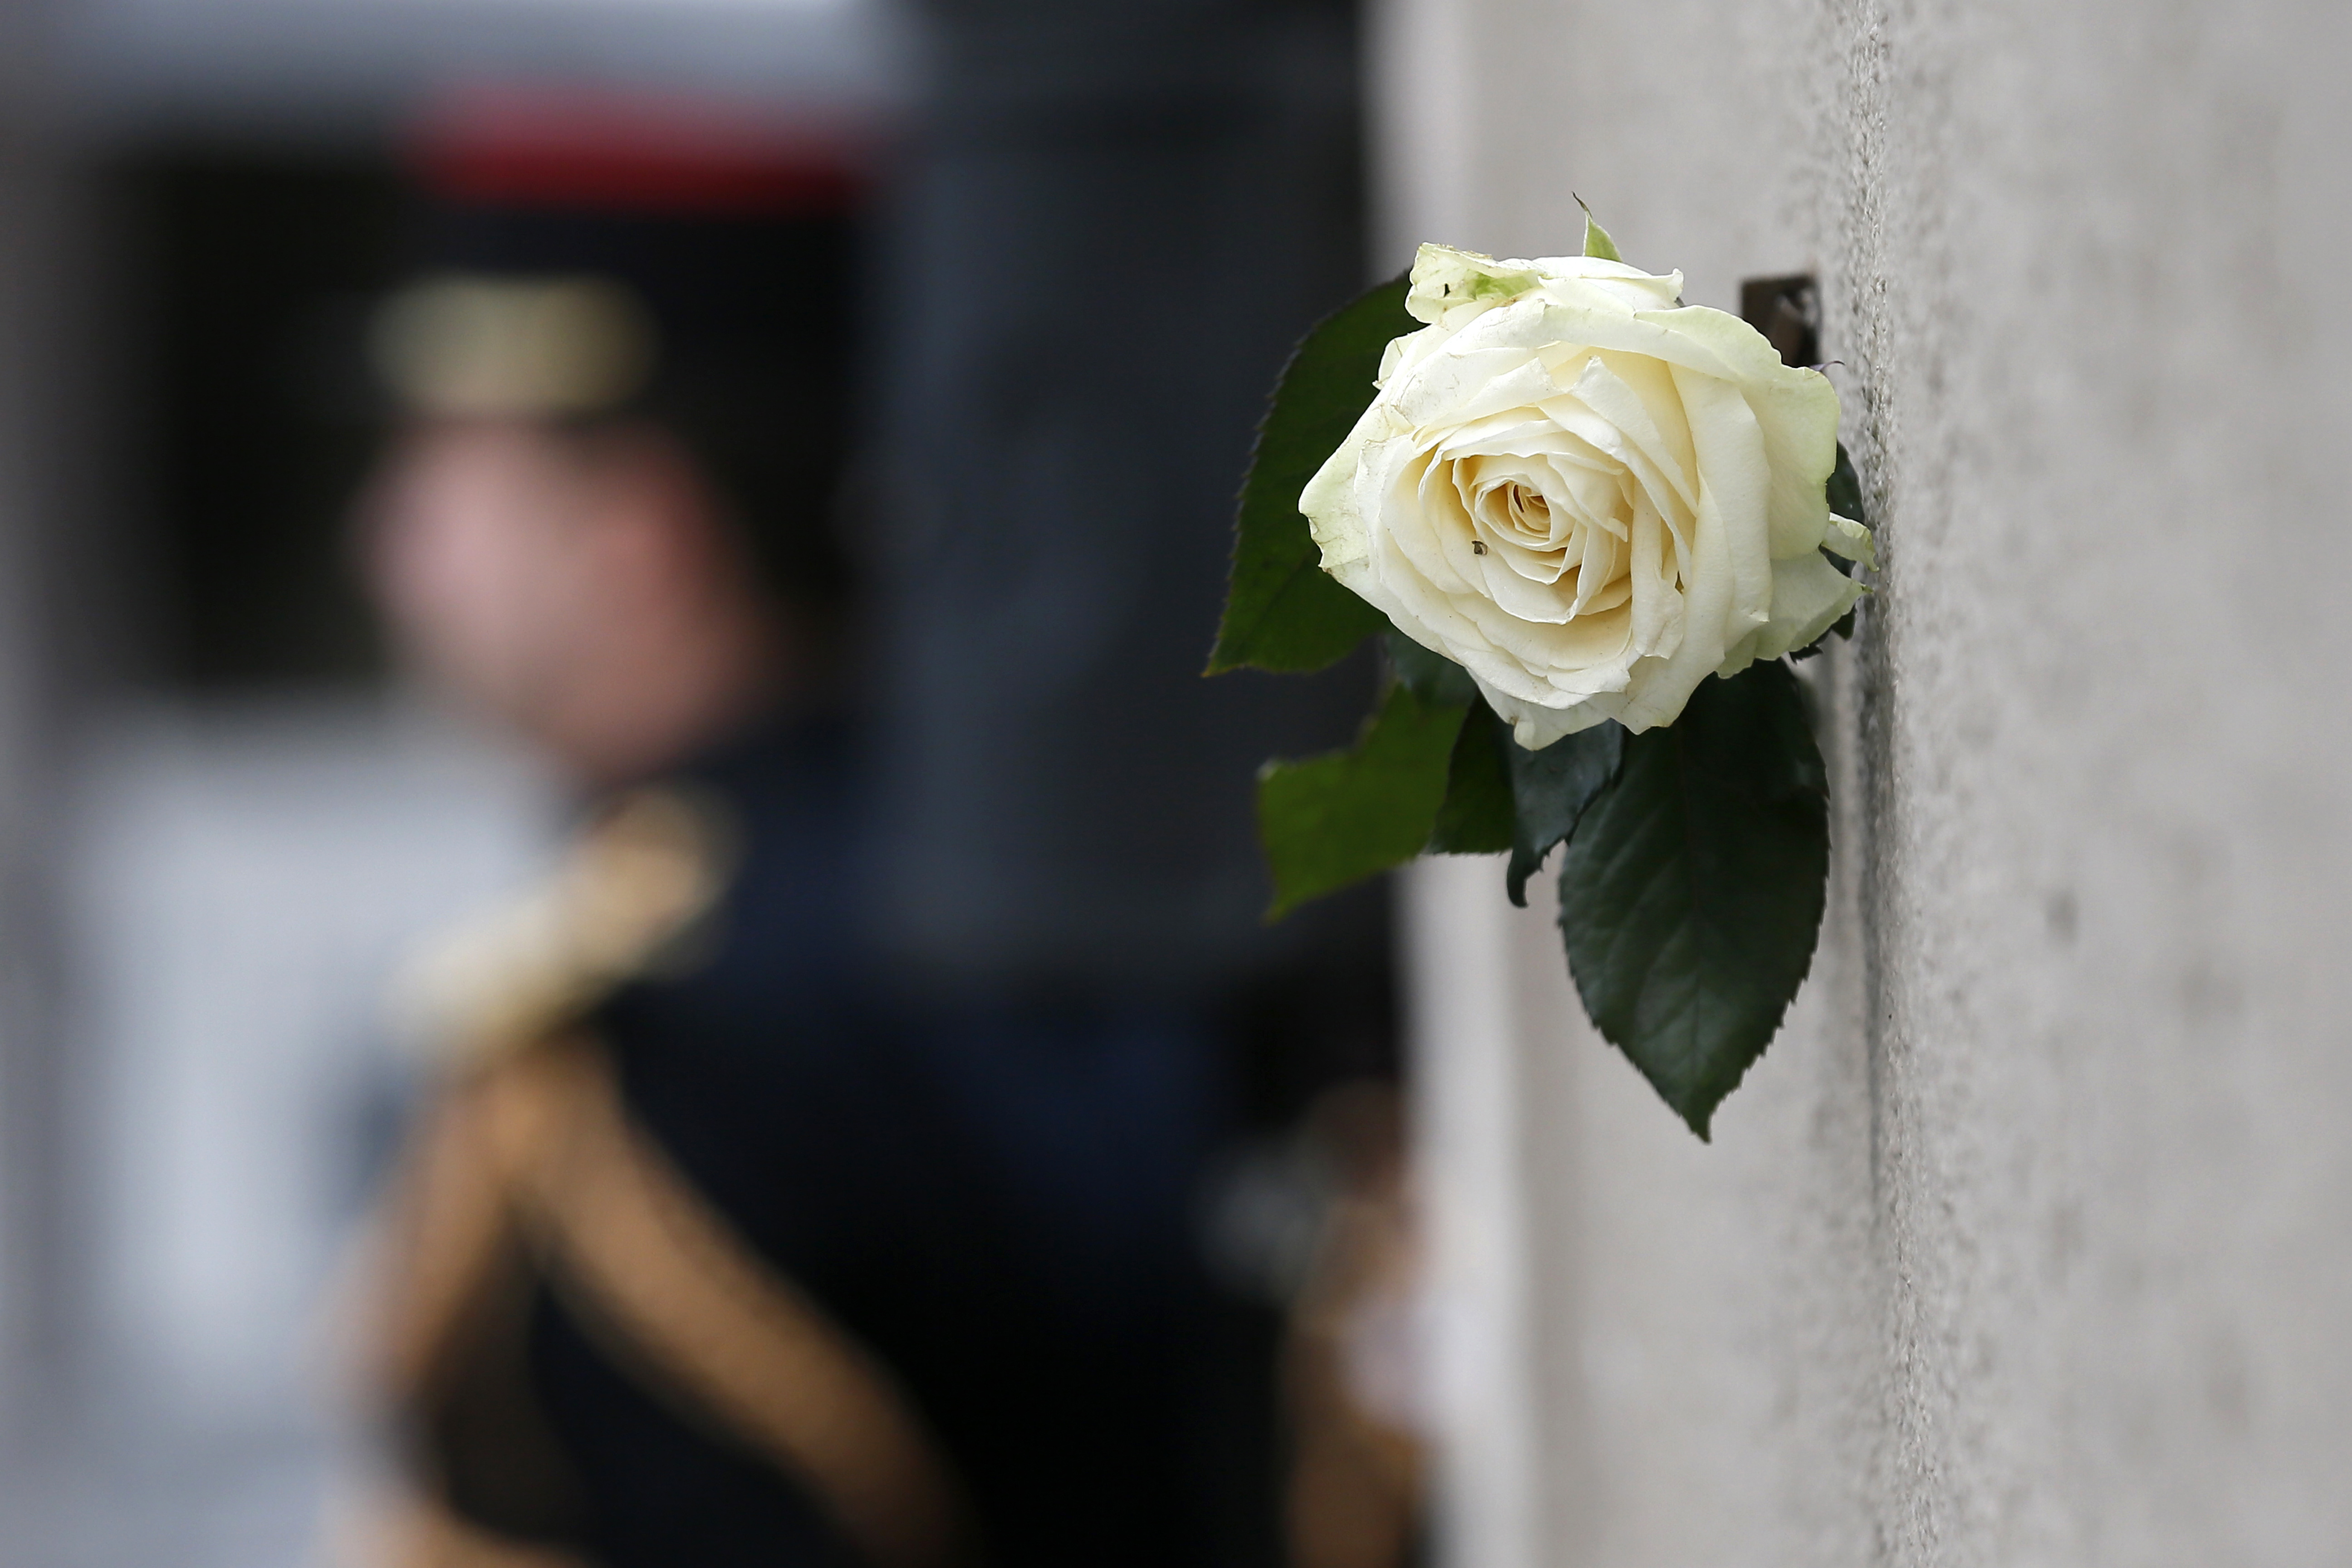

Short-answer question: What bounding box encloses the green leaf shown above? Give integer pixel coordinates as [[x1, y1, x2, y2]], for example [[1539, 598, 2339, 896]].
[[1384, 630, 1479, 706], [1504, 722, 1623, 906], [1427, 703, 1515, 855], [1578, 200, 1622, 263], [1258, 681, 1467, 918], [1207, 279, 1412, 675], [1555, 662, 1828, 1139], [1383, 633, 1514, 855], [1826, 441, 1866, 527]]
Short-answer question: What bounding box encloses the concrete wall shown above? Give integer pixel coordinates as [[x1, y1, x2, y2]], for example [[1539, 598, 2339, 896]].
[[0, 0, 77, 1421], [1379, 2, 2352, 1564]]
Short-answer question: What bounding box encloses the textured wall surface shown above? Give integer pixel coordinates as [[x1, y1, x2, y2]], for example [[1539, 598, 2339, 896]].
[[0, 0, 75, 1420], [1382, 2, 2352, 1564]]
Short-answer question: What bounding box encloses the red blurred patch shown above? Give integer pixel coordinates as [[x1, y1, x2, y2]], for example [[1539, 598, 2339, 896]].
[[406, 82, 872, 218]]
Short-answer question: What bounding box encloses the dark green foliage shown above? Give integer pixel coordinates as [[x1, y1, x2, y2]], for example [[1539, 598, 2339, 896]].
[[1385, 629, 1480, 707], [1206, 279, 1413, 674], [1504, 722, 1625, 906], [1387, 632, 1516, 853], [1555, 662, 1829, 1140], [1427, 705, 1515, 855], [1826, 441, 1866, 526], [1257, 681, 1468, 918]]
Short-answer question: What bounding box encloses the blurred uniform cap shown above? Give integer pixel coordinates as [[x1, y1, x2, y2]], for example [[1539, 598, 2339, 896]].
[[373, 272, 656, 419], [376, 83, 876, 606]]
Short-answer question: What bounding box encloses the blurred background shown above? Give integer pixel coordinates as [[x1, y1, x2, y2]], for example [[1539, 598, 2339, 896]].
[[0, 1, 1404, 1563]]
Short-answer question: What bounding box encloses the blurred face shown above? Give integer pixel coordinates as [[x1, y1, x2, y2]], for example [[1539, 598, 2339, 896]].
[[362, 418, 777, 780], [368, 420, 601, 720]]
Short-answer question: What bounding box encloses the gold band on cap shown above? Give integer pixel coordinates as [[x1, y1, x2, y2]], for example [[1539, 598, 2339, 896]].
[[372, 272, 657, 419]]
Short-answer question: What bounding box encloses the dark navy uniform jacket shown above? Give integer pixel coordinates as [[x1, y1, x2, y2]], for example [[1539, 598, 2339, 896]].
[[523, 710, 1250, 1568]]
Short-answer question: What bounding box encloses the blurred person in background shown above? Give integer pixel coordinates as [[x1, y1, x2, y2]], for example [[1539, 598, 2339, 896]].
[[347, 88, 1279, 1568], [871, 1, 1423, 1563]]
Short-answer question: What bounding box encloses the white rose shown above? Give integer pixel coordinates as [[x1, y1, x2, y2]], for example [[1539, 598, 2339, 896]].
[[1301, 243, 1869, 748]]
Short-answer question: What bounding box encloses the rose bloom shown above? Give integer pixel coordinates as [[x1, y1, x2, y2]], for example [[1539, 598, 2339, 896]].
[[1303, 244, 1871, 747]]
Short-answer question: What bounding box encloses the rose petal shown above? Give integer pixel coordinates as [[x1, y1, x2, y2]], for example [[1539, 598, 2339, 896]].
[[1720, 548, 1865, 672], [1630, 305, 1839, 558], [1824, 512, 1877, 568], [1608, 367, 1772, 732], [1295, 244, 1846, 752]]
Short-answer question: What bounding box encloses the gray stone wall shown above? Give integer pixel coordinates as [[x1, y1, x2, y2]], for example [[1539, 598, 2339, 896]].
[[0, 0, 72, 1423], [1382, 2, 2352, 1563]]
